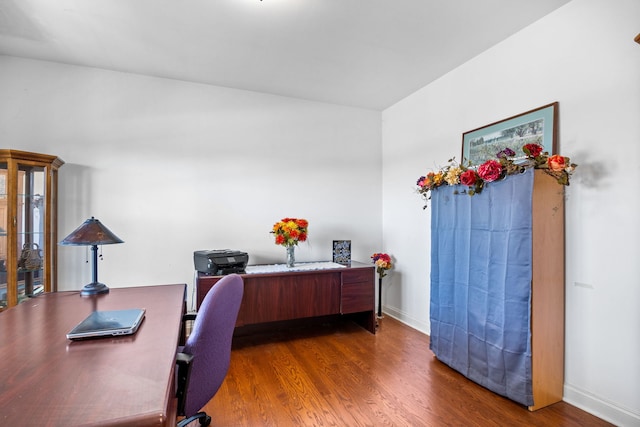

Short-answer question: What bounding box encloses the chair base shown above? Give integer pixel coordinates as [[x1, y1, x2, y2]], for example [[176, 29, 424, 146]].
[[177, 412, 211, 427]]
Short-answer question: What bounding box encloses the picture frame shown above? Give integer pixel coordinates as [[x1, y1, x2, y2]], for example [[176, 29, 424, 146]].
[[332, 240, 351, 265], [462, 102, 558, 166]]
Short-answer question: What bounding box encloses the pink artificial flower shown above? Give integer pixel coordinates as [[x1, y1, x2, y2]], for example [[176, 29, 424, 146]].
[[477, 160, 503, 182]]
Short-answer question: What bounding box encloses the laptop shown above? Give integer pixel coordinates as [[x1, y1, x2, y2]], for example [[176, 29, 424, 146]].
[[67, 308, 146, 340]]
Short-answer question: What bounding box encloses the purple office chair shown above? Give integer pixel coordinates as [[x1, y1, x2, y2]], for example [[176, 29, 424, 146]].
[[176, 273, 244, 427]]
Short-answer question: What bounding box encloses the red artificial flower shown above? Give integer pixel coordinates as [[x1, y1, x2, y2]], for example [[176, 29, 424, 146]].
[[523, 143, 543, 158], [460, 170, 477, 186]]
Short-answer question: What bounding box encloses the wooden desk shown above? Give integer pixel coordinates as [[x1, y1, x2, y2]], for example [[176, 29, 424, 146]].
[[0, 284, 186, 426], [197, 262, 376, 334]]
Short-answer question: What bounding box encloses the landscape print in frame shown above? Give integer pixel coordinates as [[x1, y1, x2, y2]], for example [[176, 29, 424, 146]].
[[462, 102, 558, 166]]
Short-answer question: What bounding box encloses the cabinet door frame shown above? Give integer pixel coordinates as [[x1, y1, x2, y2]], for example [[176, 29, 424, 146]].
[[0, 150, 63, 310]]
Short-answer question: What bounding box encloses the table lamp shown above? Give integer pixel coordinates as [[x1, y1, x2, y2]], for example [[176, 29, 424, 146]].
[[59, 217, 124, 296]]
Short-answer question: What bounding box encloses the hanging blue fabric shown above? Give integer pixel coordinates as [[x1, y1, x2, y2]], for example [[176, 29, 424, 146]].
[[430, 167, 534, 406]]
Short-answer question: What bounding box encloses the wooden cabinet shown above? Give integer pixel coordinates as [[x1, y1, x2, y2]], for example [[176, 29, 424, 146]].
[[529, 170, 565, 410], [197, 262, 375, 333], [0, 150, 64, 310], [241, 271, 341, 325], [429, 169, 564, 410]]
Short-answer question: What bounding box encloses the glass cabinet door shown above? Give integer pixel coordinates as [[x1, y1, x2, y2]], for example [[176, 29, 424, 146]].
[[16, 164, 47, 302], [0, 163, 7, 309]]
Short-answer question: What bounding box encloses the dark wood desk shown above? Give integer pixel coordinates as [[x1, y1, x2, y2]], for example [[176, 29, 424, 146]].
[[0, 284, 186, 426], [197, 262, 376, 334]]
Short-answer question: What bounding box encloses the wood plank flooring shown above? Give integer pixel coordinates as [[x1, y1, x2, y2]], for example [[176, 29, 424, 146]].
[[199, 316, 612, 426]]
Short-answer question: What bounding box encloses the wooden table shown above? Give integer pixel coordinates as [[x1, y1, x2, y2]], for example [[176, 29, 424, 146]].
[[0, 284, 186, 426], [197, 261, 376, 334]]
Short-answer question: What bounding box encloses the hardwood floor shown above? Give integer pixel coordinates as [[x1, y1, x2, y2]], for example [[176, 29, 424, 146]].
[[200, 316, 612, 426]]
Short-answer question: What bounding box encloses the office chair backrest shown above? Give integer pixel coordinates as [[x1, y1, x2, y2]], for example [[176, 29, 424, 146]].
[[181, 273, 244, 416]]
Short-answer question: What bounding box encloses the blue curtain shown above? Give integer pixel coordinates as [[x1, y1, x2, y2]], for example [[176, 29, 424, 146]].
[[430, 168, 534, 406]]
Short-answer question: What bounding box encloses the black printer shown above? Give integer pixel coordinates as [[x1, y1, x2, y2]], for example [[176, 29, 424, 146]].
[[193, 249, 249, 275]]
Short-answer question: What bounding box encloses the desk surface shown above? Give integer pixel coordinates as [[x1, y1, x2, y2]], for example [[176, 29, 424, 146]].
[[0, 284, 185, 427]]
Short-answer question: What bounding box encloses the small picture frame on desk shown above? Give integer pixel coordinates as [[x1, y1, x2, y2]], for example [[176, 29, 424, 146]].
[[332, 240, 351, 265]]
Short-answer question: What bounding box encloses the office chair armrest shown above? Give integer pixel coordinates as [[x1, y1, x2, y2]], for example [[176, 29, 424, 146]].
[[179, 312, 198, 345], [176, 352, 194, 365], [183, 312, 197, 322], [176, 352, 195, 416]]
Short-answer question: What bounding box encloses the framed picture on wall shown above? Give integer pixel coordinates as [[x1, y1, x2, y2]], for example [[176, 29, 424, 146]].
[[332, 240, 351, 265], [461, 102, 558, 166]]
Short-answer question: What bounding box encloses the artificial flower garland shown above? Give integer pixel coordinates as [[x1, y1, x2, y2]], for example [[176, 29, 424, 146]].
[[271, 218, 309, 247], [416, 143, 577, 208]]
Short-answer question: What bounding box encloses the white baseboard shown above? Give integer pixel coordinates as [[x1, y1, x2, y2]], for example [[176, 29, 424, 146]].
[[382, 305, 639, 427], [563, 383, 640, 426], [381, 304, 429, 336]]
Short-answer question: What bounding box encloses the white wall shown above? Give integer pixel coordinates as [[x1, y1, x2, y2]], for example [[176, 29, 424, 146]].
[[0, 55, 383, 310], [1, 0, 638, 424], [381, 0, 640, 425]]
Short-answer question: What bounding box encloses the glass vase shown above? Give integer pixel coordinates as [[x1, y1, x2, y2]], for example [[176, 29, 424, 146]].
[[286, 245, 295, 268]]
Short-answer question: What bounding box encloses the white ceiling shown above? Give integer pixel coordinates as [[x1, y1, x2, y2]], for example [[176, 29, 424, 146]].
[[0, 0, 571, 110]]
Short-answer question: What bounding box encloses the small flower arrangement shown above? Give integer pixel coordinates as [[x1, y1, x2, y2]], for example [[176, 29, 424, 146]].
[[371, 253, 392, 277], [416, 143, 577, 208], [271, 218, 309, 247]]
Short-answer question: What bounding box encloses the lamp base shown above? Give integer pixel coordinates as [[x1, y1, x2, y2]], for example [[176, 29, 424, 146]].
[[80, 282, 110, 296]]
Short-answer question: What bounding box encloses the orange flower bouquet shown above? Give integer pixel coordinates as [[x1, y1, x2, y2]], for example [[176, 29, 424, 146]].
[[272, 218, 308, 268], [271, 218, 309, 247]]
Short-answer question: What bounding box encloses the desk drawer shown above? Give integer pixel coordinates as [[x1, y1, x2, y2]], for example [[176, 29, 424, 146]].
[[342, 268, 374, 284]]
